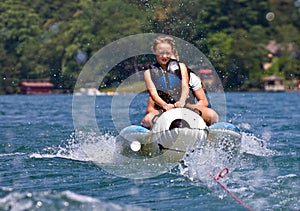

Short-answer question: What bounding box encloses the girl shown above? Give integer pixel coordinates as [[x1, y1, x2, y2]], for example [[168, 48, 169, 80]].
[[142, 38, 219, 128], [141, 36, 190, 129]]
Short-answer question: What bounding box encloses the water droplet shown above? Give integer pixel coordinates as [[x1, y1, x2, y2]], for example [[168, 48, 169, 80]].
[[266, 12, 275, 21], [75, 50, 88, 64], [130, 141, 141, 152], [50, 23, 59, 34]]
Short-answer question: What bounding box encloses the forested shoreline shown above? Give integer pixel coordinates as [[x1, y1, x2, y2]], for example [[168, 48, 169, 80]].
[[1, 0, 300, 94]]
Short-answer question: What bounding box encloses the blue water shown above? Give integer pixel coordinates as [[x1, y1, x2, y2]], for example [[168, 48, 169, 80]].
[[0, 92, 299, 210]]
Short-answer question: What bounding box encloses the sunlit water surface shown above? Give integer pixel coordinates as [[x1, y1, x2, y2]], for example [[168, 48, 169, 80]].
[[0, 92, 299, 210]]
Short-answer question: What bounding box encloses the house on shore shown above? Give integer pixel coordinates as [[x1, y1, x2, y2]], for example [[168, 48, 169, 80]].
[[263, 75, 285, 92], [19, 80, 54, 94], [198, 68, 215, 91]]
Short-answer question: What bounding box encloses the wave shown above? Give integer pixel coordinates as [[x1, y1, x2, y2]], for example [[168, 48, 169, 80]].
[[26, 128, 298, 210], [0, 189, 149, 211], [0, 152, 26, 157]]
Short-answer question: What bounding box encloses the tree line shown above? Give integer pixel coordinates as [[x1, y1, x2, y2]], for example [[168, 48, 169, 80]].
[[1, 0, 300, 94]]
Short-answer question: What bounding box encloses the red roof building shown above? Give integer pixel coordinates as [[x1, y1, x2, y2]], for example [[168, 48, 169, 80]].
[[198, 69, 213, 75], [19, 80, 54, 94]]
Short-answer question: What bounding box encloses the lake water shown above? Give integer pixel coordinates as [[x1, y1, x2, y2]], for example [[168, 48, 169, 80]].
[[0, 92, 299, 211]]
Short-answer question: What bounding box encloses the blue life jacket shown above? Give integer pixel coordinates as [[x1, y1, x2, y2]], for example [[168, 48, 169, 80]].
[[150, 59, 194, 109]]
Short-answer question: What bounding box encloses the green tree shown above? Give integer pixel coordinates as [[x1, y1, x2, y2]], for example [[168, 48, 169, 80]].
[[0, 0, 43, 93], [196, 32, 233, 84], [39, 0, 149, 91], [1, 0, 300, 93]]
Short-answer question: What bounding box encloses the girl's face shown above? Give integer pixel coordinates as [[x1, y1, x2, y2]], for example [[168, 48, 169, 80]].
[[154, 43, 172, 67]]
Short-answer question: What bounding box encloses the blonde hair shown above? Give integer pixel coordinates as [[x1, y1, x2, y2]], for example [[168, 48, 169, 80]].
[[172, 48, 179, 60], [152, 36, 176, 53]]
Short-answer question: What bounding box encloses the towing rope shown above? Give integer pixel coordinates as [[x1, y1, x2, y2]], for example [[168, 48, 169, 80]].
[[210, 168, 253, 211]]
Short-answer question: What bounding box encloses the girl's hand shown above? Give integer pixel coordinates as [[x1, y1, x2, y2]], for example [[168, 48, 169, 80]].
[[174, 100, 185, 108], [162, 103, 175, 111]]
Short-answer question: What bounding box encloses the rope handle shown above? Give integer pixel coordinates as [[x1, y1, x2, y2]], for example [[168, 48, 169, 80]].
[[214, 167, 229, 180], [210, 167, 253, 211]]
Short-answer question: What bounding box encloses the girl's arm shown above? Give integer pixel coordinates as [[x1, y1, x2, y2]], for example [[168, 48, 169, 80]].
[[188, 74, 209, 107], [186, 88, 209, 109], [194, 88, 209, 107], [146, 96, 156, 114], [175, 63, 190, 108]]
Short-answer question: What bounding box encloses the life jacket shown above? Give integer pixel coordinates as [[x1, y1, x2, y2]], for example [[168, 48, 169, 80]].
[[150, 59, 194, 109]]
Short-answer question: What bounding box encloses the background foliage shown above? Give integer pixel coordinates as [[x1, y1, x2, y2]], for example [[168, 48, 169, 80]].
[[1, 0, 300, 94]]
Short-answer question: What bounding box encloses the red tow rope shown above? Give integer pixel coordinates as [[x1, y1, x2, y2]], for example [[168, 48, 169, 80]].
[[210, 168, 253, 211]]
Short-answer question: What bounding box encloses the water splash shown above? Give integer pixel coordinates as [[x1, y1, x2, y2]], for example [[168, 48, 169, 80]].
[[29, 130, 115, 163], [31, 128, 275, 176], [177, 130, 300, 210], [30, 130, 177, 179], [239, 132, 275, 156], [179, 141, 241, 185], [178, 130, 276, 182]]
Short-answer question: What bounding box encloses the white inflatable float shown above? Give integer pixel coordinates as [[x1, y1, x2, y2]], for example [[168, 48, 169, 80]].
[[116, 108, 241, 162]]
